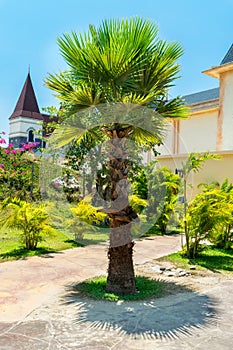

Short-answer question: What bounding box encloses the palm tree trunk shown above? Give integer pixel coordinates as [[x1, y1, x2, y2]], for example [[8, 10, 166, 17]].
[[106, 218, 136, 294], [105, 125, 137, 295]]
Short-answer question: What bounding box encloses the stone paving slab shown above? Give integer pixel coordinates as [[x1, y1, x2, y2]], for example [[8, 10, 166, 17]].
[[1, 235, 233, 349]]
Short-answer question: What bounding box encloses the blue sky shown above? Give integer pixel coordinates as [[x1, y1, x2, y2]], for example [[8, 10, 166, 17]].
[[1, 0, 233, 134]]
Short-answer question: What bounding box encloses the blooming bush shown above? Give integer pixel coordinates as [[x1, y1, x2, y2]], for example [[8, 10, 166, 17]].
[[0, 132, 40, 201]]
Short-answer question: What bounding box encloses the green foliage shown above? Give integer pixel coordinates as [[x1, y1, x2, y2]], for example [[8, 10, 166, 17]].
[[146, 166, 180, 234], [45, 17, 188, 156], [71, 200, 107, 226], [181, 152, 221, 258], [186, 179, 233, 258], [0, 198, 52, 250], [46, 17, 188, 117], [129, 167, 148, 199], [129, 194, 147, 214]]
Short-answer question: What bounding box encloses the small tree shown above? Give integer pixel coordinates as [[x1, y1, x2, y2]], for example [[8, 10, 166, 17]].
[[147, 166, 180, 234], [186, 180, 233, 258], [1, 198, 51, 250], [181, 152, 221, 257]]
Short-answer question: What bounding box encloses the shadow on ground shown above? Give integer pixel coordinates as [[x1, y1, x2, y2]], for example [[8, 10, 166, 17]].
[[62, 279, 218, 341], [0, 247, 58, 260]]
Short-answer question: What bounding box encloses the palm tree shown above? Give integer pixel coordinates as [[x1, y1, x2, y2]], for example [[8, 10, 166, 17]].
[[45, 17, 188, 295]]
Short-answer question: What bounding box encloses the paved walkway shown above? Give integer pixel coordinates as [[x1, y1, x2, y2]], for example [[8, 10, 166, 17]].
[[0, 235, 233, 349]]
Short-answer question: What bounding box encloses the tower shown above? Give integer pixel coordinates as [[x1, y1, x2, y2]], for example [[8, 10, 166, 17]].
[[9, 72, 47, 148]]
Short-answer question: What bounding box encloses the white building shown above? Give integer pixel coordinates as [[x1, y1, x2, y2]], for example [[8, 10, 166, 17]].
[[157, 44, 233, 197]]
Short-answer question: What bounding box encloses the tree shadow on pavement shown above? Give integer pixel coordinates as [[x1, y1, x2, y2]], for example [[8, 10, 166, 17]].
[[62, 279, 218, 341], [0, 247, 57, 260]]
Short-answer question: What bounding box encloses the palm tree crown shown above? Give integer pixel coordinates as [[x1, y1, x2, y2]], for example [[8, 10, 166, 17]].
[[46, 17, 187, 118]]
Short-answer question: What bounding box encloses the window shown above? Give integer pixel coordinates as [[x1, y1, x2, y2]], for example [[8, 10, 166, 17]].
[[28, 129, 34, 142]]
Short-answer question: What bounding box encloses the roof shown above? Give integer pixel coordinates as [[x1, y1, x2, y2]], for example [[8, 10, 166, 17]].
[[221, 44, 233, 65], [182, 87, 219, 105], [10, 73, 43, 120]]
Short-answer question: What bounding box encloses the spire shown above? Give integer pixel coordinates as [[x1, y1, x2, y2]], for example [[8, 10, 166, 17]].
[[10, 72, 43, 120]]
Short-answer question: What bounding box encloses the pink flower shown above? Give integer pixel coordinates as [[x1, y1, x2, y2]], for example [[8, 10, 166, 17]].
[[8, 143, 13, 148], [0, 164, 4, 168], [4, 149, 10, 154], [13, 163, 17, 167], [0, 138, 6, 144], [1, 131, 6, 135], [23, 144, 30, 149], [11, 149, 18, 155]]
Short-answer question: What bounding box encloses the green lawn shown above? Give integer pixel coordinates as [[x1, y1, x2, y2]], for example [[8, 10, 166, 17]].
[[0, 226, 109, 262], [158, 245, 233, 273], [67, 275, 166, 301]]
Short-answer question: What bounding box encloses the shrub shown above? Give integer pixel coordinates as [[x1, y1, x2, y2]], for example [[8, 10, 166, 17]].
[[69, 200, 108, 241], [186, 180, 233, 257], [146, 166, 180, 234], [0, 133, 40, 201], [129, 194, 147, 214], [71, 200, 107, 226], [0, 197, 52, 250]]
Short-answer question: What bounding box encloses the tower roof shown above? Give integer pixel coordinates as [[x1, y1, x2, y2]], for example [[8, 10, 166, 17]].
[[220, 44, 233, 65], [10, 73, 44, 120]]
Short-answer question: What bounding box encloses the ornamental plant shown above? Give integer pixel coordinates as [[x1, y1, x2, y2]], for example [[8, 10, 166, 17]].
[[0, 197, 51, 250], [186, 179, 233, 257], [146, 166, 180, 234], [0, 132, 40, 201]]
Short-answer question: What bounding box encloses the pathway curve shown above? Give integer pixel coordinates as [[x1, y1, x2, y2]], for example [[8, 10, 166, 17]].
[[0, 235, 180, 323], [0, 235, 233, 350]]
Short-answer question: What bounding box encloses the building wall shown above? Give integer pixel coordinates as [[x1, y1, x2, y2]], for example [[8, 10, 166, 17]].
[[156, 121, 175, 155], [9, 116, 42, 137], [220, 70, 233, 150], [157, 109, 219, 158], [9, 116, 43, 148], [156, 152, 233, 199], [179, 110, 218, 153]]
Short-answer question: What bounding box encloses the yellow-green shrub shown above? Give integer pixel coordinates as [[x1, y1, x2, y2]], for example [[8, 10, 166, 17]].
[[129, 195, 147, 214], [0, 197, 51, 250], [71, 200, 107, 225]]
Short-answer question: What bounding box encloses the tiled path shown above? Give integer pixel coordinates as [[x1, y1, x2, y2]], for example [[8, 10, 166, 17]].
[[0, 235, 233, 349]]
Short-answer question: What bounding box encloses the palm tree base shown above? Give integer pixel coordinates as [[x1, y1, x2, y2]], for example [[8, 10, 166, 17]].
[[106, 242, 136, 295]]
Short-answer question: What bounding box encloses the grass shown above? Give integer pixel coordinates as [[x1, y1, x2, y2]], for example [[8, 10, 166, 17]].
[[0, 226, 109, 262], [158, 245, 233, 273], [68, 275, 166, 301]]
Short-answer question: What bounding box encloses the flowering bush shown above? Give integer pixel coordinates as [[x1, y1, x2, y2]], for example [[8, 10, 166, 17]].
[[0, 132, 40, 201]]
